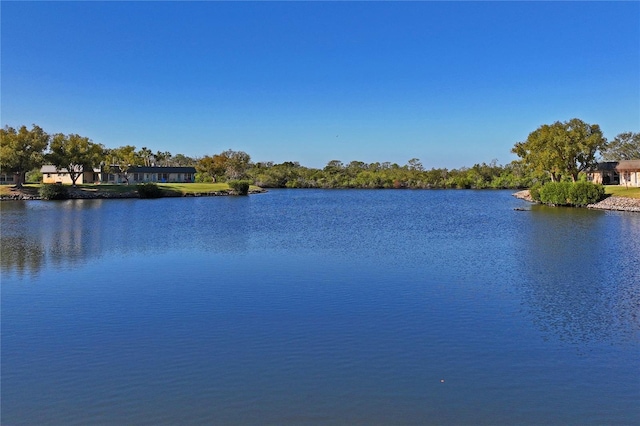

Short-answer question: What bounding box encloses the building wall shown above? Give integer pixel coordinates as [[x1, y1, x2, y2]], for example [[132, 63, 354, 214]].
[[588, 170, 621, 185], [42, 171, 96, 184], [104, 172, 194, 184], [129, 172, 193, 183], [0, 173, 16, 185], [619, 170, 640, 187]]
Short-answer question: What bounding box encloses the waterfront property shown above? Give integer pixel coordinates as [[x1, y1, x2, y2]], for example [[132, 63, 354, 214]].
[[41, 165, 196, 184], [588, 160, 640, 187], [587, 162, 619, 185], [616, 160, 640, 187], [103, 166, 196, 184], [41, 165, 101, 184]]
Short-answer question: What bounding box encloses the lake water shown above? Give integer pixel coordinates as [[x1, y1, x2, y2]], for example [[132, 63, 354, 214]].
[[1, 189, 639, 425]]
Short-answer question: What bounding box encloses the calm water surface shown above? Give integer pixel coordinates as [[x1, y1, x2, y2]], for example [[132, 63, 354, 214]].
[[2, 190, 639, 425]]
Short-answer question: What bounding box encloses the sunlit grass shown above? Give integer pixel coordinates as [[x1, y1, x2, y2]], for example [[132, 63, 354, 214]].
[[158, 183, 230, 193], [605, 185, 640, 199]]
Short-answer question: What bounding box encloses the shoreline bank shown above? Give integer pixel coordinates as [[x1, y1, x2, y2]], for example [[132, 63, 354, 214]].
[[0, 186, 266, 201], [513, 190, 640, 212]]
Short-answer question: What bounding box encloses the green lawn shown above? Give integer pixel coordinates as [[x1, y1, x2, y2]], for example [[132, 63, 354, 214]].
[[158, 183, 230, 194], [605, 185, 640, 199]]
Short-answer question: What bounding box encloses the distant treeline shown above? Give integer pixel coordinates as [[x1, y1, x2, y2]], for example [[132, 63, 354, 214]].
[[238, 159, 534, 189], [6, 120, 635, 189]]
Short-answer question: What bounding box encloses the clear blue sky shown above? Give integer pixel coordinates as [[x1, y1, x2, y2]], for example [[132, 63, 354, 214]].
[[2, 1, 639, 169]]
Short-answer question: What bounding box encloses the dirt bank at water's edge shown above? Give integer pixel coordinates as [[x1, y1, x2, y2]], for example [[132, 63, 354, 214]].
[[512, 190, 640, 212]]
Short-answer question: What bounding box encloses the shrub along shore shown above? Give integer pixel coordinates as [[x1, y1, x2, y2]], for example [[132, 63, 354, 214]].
[[513, 189, 640, 212], [2, 183, 639, 212]]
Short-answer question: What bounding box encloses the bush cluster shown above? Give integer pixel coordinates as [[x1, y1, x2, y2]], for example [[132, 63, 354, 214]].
[[568, 181, 605, 206], [137, 183, 163, 199], [39, 184, 69, 200], [228, 180, 251, 195], [533, 181, 604, 206]]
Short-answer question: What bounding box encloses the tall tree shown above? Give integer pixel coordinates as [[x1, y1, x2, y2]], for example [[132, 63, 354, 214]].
[[196, 154, 228, 182], [0, 124, 50, 187], [48, 133, 105, 186], [512, 118, 607, 182], [172, 153, 196, 166], [221, 149, 251, 180], [406, 158, 424, 171], [600, 132, 640, 161], [155, 151, 172, 166], [107, 145, 140, 184], [138, 147, 154, 166]]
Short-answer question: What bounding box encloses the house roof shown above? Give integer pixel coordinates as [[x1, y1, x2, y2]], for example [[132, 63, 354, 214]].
[[41, 164, 197, 174], [127, 166, 196, 173], [590, 162, 619, 171], [41, 165, 97, 173], [616, 160, 640, 171]]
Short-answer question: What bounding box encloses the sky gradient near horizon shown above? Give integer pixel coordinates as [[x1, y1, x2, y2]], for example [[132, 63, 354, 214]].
[[2, 1, 639, 169]]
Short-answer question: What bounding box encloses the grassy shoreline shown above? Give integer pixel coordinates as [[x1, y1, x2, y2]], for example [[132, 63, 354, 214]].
[[2, 183, 639, 199], [0, 183, 265, 199], [604, 185, 640, 199]]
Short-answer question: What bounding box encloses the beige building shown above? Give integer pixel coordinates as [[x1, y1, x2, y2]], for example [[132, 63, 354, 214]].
[[616, 160, 640, 187], [587, 162, 619, 185], [41, 165, 100, 184], [41, 165, 196, 184], [588, 160, 640, 187]]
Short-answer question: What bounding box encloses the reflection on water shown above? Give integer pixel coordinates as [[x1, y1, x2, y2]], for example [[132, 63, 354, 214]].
[[2, 191, 639, 425], [515, 205, 640, 344], [1, 197, 252, 276], [0, 236, 46, 276], [2, 194, 639, 345]]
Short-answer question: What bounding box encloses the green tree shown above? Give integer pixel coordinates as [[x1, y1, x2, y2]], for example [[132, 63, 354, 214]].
[[107, 145, 140, 184], [600, 132, 640, 161], [47, 133, 105, 186], [406, 158, 424, 171], [155, 150, 172, 166], [25, 168, 43, 184], [0, 124, 50, 187], [512, 118, 607, 182], [138, 147, 154, 166], [222, 149, 251, 180], [172, 153, 196, 166], [196, 154, 228, 182]]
